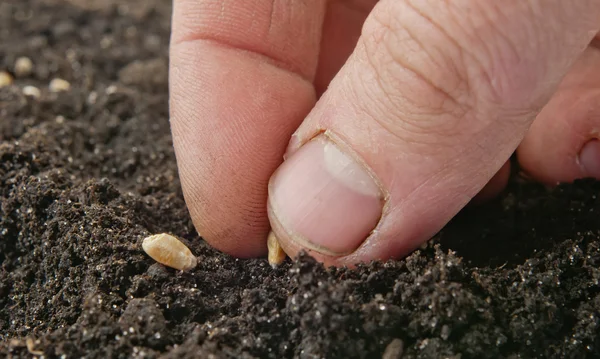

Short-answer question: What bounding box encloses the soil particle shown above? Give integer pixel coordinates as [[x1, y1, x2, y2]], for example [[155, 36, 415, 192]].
[[1, 0, 599, 358]]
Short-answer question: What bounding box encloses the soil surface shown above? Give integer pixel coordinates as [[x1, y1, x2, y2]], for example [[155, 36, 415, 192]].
[[1, 1, 599, 358]]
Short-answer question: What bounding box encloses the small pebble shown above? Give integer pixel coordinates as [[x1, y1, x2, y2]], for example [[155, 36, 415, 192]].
[[22, 85, 41, 99], [142, 233, 197, 271], [49, 78, 71, 92], [0, 71, 13, 87], [14, 56, 33, 77], [267, 231, 287, 268]]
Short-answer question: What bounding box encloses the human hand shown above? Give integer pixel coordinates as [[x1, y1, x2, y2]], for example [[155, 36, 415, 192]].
[[169, 0, 600, 266]]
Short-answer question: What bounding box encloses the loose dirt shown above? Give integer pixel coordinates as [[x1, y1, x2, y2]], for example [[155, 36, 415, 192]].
[[1, 1, 599, 358]]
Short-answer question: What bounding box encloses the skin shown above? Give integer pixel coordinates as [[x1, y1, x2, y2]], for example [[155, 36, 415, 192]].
[[170, 0, 600, 267]]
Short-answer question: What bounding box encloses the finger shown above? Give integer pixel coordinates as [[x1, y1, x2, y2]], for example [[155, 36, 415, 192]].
[[471, 160, 511, 204], [517, 42, 600, 184], [314, 0, 378, 94], [169, 0, 325, 257], [267, 0, 600, 266]]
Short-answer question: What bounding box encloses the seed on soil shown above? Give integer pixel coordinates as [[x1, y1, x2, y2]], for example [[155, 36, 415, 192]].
[[142, 233, 197, 271], [14, 56, 33, 77], [267, 231, 287, 268], [22, 85, 41, 98], [382, 338, 404, 359], [25, 338, 44, 356], [49, 78, 71, 92], [0, 71, 13, 87]]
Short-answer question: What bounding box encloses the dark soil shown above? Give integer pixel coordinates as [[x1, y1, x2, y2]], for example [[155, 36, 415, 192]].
[[1, 1, 599, 358]]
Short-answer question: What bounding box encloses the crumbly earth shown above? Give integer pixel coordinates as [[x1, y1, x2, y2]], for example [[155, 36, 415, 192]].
[[1, 1, 599, 358]]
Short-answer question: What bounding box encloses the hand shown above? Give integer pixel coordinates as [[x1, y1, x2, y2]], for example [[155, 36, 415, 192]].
[[169, 0, 600, 266]]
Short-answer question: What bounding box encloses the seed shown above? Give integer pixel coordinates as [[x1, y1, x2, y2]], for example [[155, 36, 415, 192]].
[[49, 78, 71, 92], [382, 338, 404, 359], [267, 231, 287, 268], [142, 233, 197, 271], [0, 71, 13, 87], [25, 338, 43, 356], [22, 85, 41, 99], [14, 56, 33, 77]]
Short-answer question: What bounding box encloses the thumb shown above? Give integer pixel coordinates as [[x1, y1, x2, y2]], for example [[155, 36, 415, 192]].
[[267, 0, 600, 266]]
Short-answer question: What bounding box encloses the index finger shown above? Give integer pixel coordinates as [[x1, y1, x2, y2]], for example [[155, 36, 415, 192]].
[[169, 0, 325, 257]]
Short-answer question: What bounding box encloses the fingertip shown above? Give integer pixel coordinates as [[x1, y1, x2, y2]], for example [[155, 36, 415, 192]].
[[517, 47, 600, 185], [170, 42, 317, 260], [578, 139, 600, 179], [470, 161, 511, 205]]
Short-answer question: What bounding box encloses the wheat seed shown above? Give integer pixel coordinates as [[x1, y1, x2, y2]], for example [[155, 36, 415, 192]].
[[49, 78, 71, 92], [22, 85, 41, 98], [142, 233, 197, 271], [0, 71, 13, 87], [267, 231, 287, 268], [14, 57, 33, 77]]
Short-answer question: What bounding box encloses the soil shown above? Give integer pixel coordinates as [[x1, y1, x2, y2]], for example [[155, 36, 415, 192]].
[[1, 1, 599, 358]]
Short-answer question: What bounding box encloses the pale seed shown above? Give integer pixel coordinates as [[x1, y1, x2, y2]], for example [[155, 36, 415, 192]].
[[267, 231, 287, 268], [14, 56, 33, 77], [25, 338, 43, 356], [22, 85, 41, 99], [0, 71, 13, 87], [382, 338, 404, 359], [49, 78, 71, 92], [142, 233, 197, 271]]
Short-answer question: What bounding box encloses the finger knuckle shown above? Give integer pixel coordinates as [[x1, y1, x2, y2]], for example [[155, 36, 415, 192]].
[[357, 0, 536, 142]]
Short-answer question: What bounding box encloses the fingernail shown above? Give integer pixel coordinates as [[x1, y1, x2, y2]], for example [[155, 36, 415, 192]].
[[579, 139, 600, 179], [268, 135, 384, 256]]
